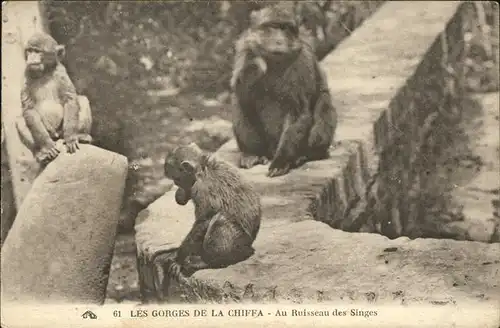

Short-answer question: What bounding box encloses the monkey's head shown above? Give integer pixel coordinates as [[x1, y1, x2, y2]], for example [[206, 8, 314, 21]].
[[24, 33, 65, 78], [164, 143, 204, 205], [248, 4, 302, 63]]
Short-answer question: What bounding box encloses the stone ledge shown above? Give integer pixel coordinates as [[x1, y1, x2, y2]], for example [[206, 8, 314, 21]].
[[193, 220, 500, 304]]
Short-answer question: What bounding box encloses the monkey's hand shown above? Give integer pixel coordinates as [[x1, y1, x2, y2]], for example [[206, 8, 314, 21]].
[[36, 141, 60, 165], [175, 187, 191, 205], [64, 135, 80, 153]]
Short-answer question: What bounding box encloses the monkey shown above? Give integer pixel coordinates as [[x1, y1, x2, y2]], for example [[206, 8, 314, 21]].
[[231, 3, 337, 178], [15, 32, 92, 165], [230, 4, 304, 91], [163, 143, 261, 278]]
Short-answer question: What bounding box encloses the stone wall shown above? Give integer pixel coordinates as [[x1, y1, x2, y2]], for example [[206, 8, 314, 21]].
[[357, 2, 473, 238], [319, 1, 499, 242]]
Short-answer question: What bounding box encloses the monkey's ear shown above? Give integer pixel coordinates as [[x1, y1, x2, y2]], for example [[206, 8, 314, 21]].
[[55, 45, 66, 61], [180, 160, 196, 174]]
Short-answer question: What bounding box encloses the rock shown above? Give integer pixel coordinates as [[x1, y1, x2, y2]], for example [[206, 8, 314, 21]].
[[185, 116, 233, 151], [201, 98, 221, 107], [135, 188, 195, 301], [1, 145, 128, 304]]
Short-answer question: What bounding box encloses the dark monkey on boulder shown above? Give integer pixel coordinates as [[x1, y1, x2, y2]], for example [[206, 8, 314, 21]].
[[16, 32, 92, 165], [163, 143, 261, 278], [231, 3, 337, 178]]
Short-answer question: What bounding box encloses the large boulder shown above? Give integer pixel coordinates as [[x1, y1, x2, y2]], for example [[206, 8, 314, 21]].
[[1, 145, 128, 304]]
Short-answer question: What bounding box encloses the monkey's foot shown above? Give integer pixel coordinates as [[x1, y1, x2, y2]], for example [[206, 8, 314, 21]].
[[240, 154, 269, 169], [267, 159, 292, 178], [78, 134, 93, 144], [166, 260, 189, 283], [268, 155, 311, 177], [35, 146, 60, 165], [267, 166, 291, 178], [269, 153, 305, 177]]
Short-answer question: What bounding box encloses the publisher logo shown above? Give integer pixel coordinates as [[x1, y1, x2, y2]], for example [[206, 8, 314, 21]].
[[81, 310, 98, 319]]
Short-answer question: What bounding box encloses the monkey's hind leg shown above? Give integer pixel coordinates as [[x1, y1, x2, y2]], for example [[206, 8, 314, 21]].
[[199, 214, 255, 270], [18, 111, 61, 165], [16, 116, 36, 153], [233, 108, 269, 169], [76, 95, 93, 144], [307, 93, 337, 162]]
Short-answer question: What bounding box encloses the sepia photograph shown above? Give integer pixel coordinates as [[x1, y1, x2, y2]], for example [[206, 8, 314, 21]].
[[1, 1, 499, 327]]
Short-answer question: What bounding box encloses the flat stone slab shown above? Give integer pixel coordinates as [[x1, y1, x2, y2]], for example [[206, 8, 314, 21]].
[[195, 220, 500, 304]]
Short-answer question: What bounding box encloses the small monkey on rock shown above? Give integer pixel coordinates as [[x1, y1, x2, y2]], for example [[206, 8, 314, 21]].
[[231, 3, 337, 178], [16, 32, 92, 165], [163, 143, 262, 279]]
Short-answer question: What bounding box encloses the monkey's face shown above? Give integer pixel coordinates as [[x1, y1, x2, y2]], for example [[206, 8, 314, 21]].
[[165, 154, 197, 206], [164, 157, 186, 189], [164, 154, 196, 192], [164, 144, 203, 203], [252, 24, 302, 63], [25, 48, 48, 73], [24, 34, 64, 78]]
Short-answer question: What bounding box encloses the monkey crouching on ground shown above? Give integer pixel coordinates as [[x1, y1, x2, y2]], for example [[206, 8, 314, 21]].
[[16, 32, 92, 165], [231, 3, 337, 178], [163, 143, 262, 279]]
